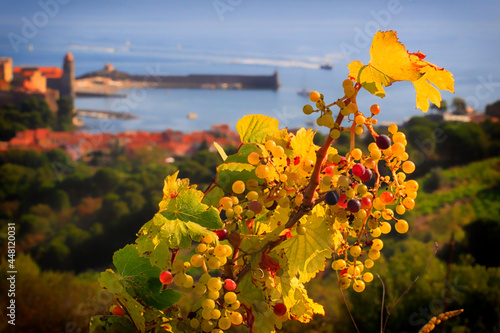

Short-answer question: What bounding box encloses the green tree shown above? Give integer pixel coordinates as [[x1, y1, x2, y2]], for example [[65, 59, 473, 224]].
[[56, 96, 74, 131], [452, 97, 467, 115]]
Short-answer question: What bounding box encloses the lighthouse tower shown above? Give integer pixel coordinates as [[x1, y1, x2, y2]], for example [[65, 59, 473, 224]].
[[60, 52, 75, 98]]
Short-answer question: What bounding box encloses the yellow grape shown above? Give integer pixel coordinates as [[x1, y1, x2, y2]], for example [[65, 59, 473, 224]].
[[332, 259, 346, 270], [344, 85, 355, 97], [355, 125, 364, 135], [247, 152, 261, 165], [200, 273, 211, 284], [200, 320, 215, 332], [208, 291, 219, 300], [255, 165, 271, 179], [173, 273, 186, 287], [322, 114, 335, 128], [201, 234, 213, 244], [370, 227, 381, 238], [364, 259, 374, 268], [372, 239, 383, 250], [395, 219, 409, 233], [330, 129, 341, 139], [388, 124, 398, 134], [401, 152, 409, 161], [229, 312, 243, 325], [368, 249, 380, 260], [353, 280, 365, 292], [351, 148, 362, 160], [368, 142, 378, 152], [380, 222, 392, 234], [202, 298, 215, 310], [373, 198, 385, 210], [224, 245, 233, 257], [224, 292, 237, 304], [363, 272, 374, 282], [402, 161, 416, 173], [392, 142, 405, 156], [246, 191, 259, 201], [303, 104, 314, 115], [355, 115, 366, 125], [230, 300, 241, 310], [246, 178, 259, 190], [342, 79, 353, 88], [190, 318, 200, 329], [393, 132, 406, 143], [309, 91, 321, 103], [182, 275, 194, 288], [190, 254, 204, 267], [347, 265, 361, 276], [211, 309, 221, 320], [202, 309, 213, 320], [370, 149, 382, 160], [303, 159, 314, 173], [339, 276, 351, 290], [194, 283, 207, 295], [219, 197, 233, 210], [207, 256, 221, 270], [271, 146, 285, 158], [265, 140, 276, 151], [172, 259, 185, 272], [397, 172, 406, 182], [233, 205, 243, 215], [207, 277, 222, 292], [382, 209, 394, 220], [346, 103, 358, 114], [214, 245, 227, 257], [218, 317, 232, 330], [350, 245, 362, 257], [406, 180, 419, 192], [232, 180, 245, 194], [396, 204, 406, 215], [403, 197, 415, 210]]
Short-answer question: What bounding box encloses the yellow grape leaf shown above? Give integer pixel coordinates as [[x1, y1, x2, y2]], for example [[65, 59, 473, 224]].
[[236, 114, 280, 143], [213, 141, 227, 161], [158, 171, 190, 212], [348, 30, 454, 112], [276, 272, 325, 323], [272, 206, 334, 283]]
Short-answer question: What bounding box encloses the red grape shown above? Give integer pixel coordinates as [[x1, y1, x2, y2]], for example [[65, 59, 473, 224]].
[[159, 271, 174, 285], [352, 163, 365, 177], [376, 135, 391, 150], [360, 197, 372, 209], [224, 278, 237, 291], [215, 228, 228, 241], [347, 198, 361, 212], [112, 305, 124, 316], [360, 168, 373, 182], [273, 303, 287, 316]]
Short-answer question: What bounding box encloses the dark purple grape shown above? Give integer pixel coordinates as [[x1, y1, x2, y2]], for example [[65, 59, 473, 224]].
[[352, 163, 365, 177], [347, 198, 361, 212], [376, 135, 391, 150], [215, 228, 228, 241], [325, 191, 340, 205], [360, 168, 373, 182]]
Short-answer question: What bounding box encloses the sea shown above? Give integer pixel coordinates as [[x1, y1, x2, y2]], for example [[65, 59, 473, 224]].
[[4, 33, 457, 135]]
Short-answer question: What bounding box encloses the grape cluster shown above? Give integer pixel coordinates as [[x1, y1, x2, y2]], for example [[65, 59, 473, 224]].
[[301, 82, 419, 292]]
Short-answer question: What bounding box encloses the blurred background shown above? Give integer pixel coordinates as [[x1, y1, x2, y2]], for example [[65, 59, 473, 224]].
[[0, 0, 499, 332]]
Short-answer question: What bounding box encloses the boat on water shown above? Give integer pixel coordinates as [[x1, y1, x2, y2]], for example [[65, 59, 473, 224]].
[[297, 88, 311, 97], [187, 112, 198, 119], [320, 63, 333, 70]]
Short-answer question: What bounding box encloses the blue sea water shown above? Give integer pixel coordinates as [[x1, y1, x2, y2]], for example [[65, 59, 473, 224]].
[[2, 0, 496, 133]]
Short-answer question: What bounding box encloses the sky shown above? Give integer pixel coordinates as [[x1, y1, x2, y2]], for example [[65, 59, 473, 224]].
[[1, 0, 499, 113]]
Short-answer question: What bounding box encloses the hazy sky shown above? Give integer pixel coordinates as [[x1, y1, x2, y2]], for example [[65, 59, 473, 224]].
[[1, 0, 499, 111]]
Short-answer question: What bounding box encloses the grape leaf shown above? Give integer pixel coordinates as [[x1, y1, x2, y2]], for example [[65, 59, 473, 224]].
[[202, 185, 224, 208], [347, 30, 454, 112], [215, 162, 256, 193], [213, 141, 228, 161], [159, 171, 190, 212], [276, 273, 325, 323], [113, 245, 182, 310], [138, 213, 218, 256], [98, 269, 146, 331], [236, 114, 280, 143], [90, 314, 136, 333], [238, 274, 282, 333], [273, 207, 337, 283], [160, 187, 222, 230], [224, 143, 261, 164]]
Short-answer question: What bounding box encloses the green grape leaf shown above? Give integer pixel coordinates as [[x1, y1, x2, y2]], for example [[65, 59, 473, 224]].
[[224, 143, 261, 164], [90, 314, 136, 333], [138, 213, 218, 256], [98, 269, 146, 331], [202, 185, 224, 210], [273, 207, 336, 283], [112, 245, 182, 310], [160, 187, 222, 230], [215, 162, 256, 193], [236, 114, 280, 143]]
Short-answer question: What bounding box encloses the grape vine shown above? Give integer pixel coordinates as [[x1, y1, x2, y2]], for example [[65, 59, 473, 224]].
[[90, 31, 455, 333]]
